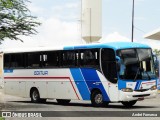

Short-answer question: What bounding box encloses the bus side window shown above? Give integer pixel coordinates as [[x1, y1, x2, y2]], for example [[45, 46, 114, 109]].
[[62, 51, 75, 67], [83, 50, 95, 65], [4, 54, 10, 68], [27, 53, 41, 68], [81, 49, 99, 68], [4, 53, 26, 69], [43, 51, 59, 67], [10, 54, 25, 68]]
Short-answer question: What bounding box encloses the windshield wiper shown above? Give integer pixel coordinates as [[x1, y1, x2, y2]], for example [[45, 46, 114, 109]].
[[144, 71, 151, 80], [134, 67, 140, 81]]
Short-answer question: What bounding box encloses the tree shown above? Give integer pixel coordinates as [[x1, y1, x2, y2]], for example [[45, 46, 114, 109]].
[[0, 0, 40, 43], [153, 49, 160, 56]]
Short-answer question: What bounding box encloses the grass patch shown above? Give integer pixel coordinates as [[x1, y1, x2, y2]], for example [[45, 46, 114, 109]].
[[0, 117, 5, 120]]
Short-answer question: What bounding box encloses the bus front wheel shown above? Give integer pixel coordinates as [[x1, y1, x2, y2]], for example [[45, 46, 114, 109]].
[[121, 100, 137, 107], [91, 90, 104, 107]]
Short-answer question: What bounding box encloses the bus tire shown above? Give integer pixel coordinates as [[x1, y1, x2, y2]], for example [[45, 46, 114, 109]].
[[56, 99, 71, 105], [91, 90, 104, 107], [121, 100, 137, 107], [31, 89, 41, 103]]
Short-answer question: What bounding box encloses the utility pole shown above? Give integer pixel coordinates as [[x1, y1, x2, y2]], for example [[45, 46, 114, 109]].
[[131, 0, 135, 42]]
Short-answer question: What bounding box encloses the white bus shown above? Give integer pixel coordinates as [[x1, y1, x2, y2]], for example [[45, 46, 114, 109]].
[[0, 42, 158, 107]]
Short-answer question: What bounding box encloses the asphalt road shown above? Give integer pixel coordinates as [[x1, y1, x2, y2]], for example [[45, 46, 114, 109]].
[[0, 91, 160, 120]]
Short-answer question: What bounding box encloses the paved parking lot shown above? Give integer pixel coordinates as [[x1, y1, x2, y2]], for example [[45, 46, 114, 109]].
[[0, 90, 160, 120]]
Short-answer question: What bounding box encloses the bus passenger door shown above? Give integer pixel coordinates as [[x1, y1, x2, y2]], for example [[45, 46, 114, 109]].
[[101, 49, 119, 101], [108, 84, 119, 101]]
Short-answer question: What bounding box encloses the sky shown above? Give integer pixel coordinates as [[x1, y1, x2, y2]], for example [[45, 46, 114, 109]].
[[1, 0, 160, 49]]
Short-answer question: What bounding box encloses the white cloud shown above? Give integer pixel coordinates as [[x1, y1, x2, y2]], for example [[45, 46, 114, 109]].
[[1, 17, 83, 49], [100, 32, 131, 43], [51, 2, 80, 21], [65, 3, 79, 9], [0, 1, 82, 49], [37, 17, 82, 46], [100, 32, 160, 50], [28, 4, 45, 14]]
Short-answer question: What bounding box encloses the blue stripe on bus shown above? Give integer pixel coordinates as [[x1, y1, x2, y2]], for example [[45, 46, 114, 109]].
[[4, 69, 13, 73], [134, 82, 139, 90], [118, 80, 126, 90], [70, 68, 90, 100], [80, 68, 110, 101], [135, 81, 141, 90]]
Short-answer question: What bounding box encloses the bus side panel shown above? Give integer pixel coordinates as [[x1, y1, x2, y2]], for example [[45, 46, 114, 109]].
[[19, 81, 26, 97], [4, 81, 19, 96], [47, 81, 79, 99], [80, 68, 110, 101], [70, 68, 90, 100], [30, 81, 47, 98], [4, 69, 82, 100], [96, 71, 119, 102], [70, 68, 111, 102], [4, 68, 114, 101], [46, 69, 80, 100]]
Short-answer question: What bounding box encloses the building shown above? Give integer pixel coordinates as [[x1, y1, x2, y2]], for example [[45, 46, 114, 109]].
[[144, 28, 160, 40]]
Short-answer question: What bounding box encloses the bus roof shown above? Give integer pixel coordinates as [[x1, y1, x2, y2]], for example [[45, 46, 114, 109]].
[[64, 42, 150, 50], [3, 42, 150, 54]]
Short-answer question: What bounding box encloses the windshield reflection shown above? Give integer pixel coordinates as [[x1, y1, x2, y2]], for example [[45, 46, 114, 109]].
[[117, 49, 156, 80]]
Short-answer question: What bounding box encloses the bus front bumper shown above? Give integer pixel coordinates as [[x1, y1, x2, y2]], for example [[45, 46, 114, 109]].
[[119, 90, 158, 101]]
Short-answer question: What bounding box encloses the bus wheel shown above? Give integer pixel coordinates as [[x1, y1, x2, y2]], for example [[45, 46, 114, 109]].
[[91, 90, 104, 107], [56, 99, 71, 105], [121, 100, 137, 107], [31, 89, 41, 103]]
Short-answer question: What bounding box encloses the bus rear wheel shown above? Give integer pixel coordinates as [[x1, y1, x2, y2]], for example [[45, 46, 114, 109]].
[[31, 89, 41, 103], [91, 90, 104, 107], [31, 89, 46, 103], [56, 99, 71, 105], [121, 100, 137, 107]]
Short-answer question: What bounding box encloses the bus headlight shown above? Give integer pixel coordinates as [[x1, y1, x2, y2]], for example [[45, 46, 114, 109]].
[[121, 88, 133, 92], [150, 85, 157, 90]]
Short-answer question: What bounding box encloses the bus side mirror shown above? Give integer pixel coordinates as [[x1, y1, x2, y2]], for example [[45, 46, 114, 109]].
[[154, 60, 159, 69], [153, 55, 158, 68], [116, 56, 121, 72], [153, 54, 159, 77]]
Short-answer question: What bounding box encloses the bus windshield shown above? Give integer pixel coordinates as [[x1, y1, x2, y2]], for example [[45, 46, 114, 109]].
[[117, 48, 156, 80]]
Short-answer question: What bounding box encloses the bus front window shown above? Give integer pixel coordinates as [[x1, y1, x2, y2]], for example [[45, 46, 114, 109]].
[[118, 49, 156, 80]]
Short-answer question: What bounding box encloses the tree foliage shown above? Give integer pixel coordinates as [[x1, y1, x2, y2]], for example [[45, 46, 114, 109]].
[[0, 0, 40, 43], [153, 49, 160, 56]]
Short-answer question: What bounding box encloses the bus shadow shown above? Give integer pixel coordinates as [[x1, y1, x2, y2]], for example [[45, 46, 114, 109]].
[[8, 101, 158, 109]]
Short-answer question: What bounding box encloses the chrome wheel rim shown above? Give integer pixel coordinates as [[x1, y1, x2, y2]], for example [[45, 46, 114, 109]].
[[32, 91, 39, 100], [95, 94, 103, 104]]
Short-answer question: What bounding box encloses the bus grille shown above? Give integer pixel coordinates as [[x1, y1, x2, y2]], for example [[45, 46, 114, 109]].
[[133, 94, 150, 97], [134, 89, 149, 92]]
